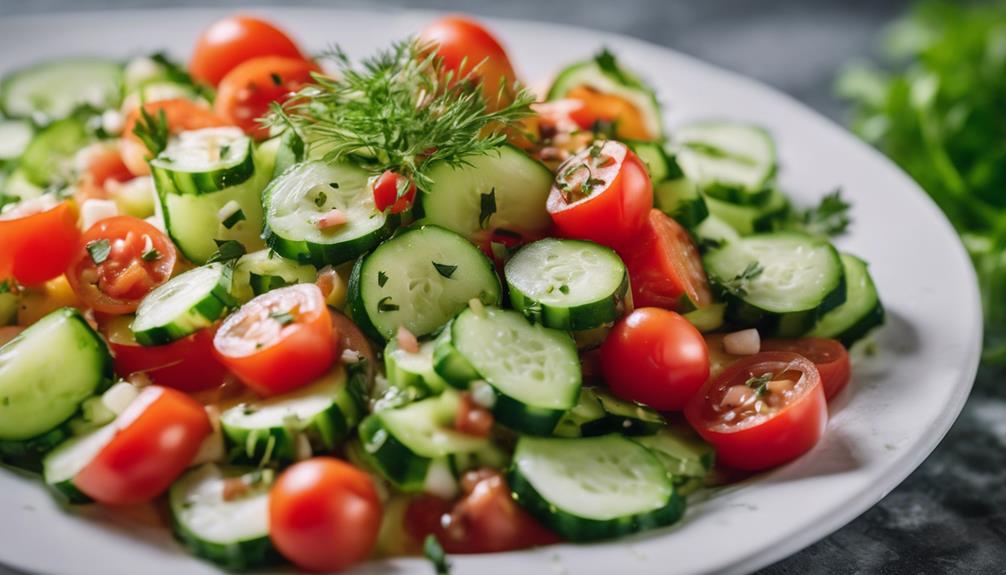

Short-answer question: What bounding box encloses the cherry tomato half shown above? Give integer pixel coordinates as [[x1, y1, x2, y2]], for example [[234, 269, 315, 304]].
[[269, 457, 382, 572], [546, 141, 652, 251], [74, 385, 211, 505], [623, 209, 713, 311], [762, 338, 852, 400], [371, 171, 417, 214], [0, 196, 80, 286], [121, 99, 230, 176], [190, 15, 304, 87], [66, 216, 177, 314], [214, 284, 335, 396], [420, 16, 518, 110], [215, 56, 317, 139], [566, 85, 655, 141], [685, 351, 827, 471], [600, 307, 709, 411]]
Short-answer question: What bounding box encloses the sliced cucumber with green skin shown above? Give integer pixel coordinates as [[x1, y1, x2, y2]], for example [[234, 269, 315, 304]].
[[0, 119, 34, 163], [509, 434, 684, 542], [0, 58, 123, 122], [654, 177, 709, 229], [384, 339, 448, 401], [230, 249, 317, 304], [170, 464, 281, 571], [505, 238, 628, 330], [676, 121, 777, 205], [809, 253, 885, 346], [19, 110, 93, 187], [633, 424, 716, 496], [348, 225, 502, 341], [704, 188, 790, 236], [418, 144, 553, 241], [704, 232, 846, 337], [547, 50, 663, 141], [150, 128, 255, 195], [553, 388, 663, 438], [268, 129, 305, 181], [42, 423, 117, 503], [264, 160, 396, 267], [693, 214, 741, 249], [131, 263, 235, 346], [433, 306, 581, 435], [358, 390, 492, 491], [628, 141, 680, 182], [683, 302, 727, 333], [220, 366, 362, 465]]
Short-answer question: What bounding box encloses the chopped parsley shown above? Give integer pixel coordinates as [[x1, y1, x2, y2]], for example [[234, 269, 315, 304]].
[[423, 535, 451, 575], [0, 280, 11, 294], [329, 181, 340, 189], [726, 261, 764, 297], [206, 239, 247, 264], [269, 311, 296, 326], [270, 72, 283, 86], [432, 261, 457, 279], [132, 106, 170, 157], [221, 207, 246, 229], [141, 247, 162, 262], [744, 372, 773, 397], [559, 284, 570, 294], [479, 187, 497, 229], [377, 271, 389, 287], [86, 239, 111, 265], [377, 296, 399, 312], [314, 191, 328, 208], [788, 189, 852, 237]]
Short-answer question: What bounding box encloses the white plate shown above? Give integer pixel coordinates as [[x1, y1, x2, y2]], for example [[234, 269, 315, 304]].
[[0, 7, 982, 575]]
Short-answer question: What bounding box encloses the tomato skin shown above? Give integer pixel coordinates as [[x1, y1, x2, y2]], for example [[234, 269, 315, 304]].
[[105, 323, 229, 392], [214, 284, 335, 396], [600, 308, 709, 411], [215, 56, 317, 139], [623, 209, 713, 311], [685, 351, 827, 471], [0, 200, 80, 286], [419, 16, 517, 109], [547, 143, 653, 251], [566, 85, 654, 141], [371, 171, 416, 214], [269, 458, 382, 572], [121, 99, 229, 176], [190, 16, 304, 87], [762, 338, 852, 400], [74, 386, 211, 505]]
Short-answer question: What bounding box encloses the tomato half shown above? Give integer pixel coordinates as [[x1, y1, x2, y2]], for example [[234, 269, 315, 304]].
[[214, 284, 335, 396], [761, 338, 852, 400], [623, 209, 713, 311], [566, 85, 654, 141], [419, 16, 518, 109], [215, 56, 317, 139], [121, 99, 229, 176], [66, 216, 177, 314], [74, 386, 211, 505], [546, 141, 652, 251], [371, 171, 416, 214], [190, 15, 304, 87], [684, 351, 827, 471], [0, 197, 80, 286], [75, 143, 134, 204], [600, 307, 709, 411], [269, 458, 382, 572]]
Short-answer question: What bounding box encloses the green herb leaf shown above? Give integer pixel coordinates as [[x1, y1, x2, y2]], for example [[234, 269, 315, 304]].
[[377, 296, 399, 312], [432, 261, 457, 279], [270, 72, 283, 86], [132, 106, 170, 157], [141, 247, 161, 262], [378, 271, 389, 287], [559, 284, 570, 294], [787, 189, 852, 237], [86, 239, 111, 265], [479, 187, 497, 229], [423, 535, 451, 575], [745, 372, 773, 396], [221, 208, 246, 230], [314, 191, 328, 208], [726, 261, 763, 297], [269, 311, 295, 326], [0, 280, 11, 294], [207, 239, 247, 264]]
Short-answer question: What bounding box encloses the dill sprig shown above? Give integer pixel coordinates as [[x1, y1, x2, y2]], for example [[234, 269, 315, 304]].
[[267, 39, 535, 193]]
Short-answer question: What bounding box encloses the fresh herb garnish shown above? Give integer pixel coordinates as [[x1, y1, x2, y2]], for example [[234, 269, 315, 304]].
[[314, 191, 328, 208], [432, 261, 457, 279], [219, 143, 231, 159], [329, 182, 340, 189], [132, 106, 170, 157], [269, 311, 295, 326], [270, 72, 283, 86], [206, 239, 247, 264], [221, 208, 246, 230], [726, 261, 764, 297], [377, 296, 399, 312], [559, 284, 570, 294], [787, 189, 852, 237], [479, 187, 497, 229], [423, 535, 451, 575], [86, 239, 111, 265], [141, 247, 161, 262], [0, 280, 11, 294], [745, 372, 773, 397], [377, 271, 389, 287]]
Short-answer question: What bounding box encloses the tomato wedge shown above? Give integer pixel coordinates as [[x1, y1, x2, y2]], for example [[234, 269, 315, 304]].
[[74, 386, 211, 505], [190, 15, 305, 87], [0, 196, 80, 286], [419, 16, 518, 110], [66, 216, 177, 314], [121, 99, 230, 176], [371, 171, 416, 214], [623, 209, 712, 311], [762, 338, 852, 400], [546, 141, 652, 251], [214, 284, 335, 396], [685, 351, 827, 471], [215, 56, 318, 139]]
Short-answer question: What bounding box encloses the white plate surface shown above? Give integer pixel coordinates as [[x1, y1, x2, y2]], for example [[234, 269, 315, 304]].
[[0, 7, 982, 575]]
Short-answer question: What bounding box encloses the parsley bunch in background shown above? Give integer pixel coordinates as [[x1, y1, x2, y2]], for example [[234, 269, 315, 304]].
[[839, 0, 1006, 361]]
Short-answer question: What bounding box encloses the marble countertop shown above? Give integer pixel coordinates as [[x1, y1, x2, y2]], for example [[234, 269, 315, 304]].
[[2, 0, 1001, 572]]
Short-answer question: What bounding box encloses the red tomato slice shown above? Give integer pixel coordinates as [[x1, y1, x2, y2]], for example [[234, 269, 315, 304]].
[[269, 458, 382, 572], [121, 99, 230, 176], [419, 16, 518, 110], [685, 351, 827, 471], [215, 56, 318, 139], [761, 338, 852, 400], [214, 284, 335, 396], [371, 171, 417, 214], [0, 196, 80, 286], [623, 209, 713, 311], [546, 141, 652, 251], [66, 216, 177, 314], [74, 386, 211, 505], [190, 15, 304, 87]]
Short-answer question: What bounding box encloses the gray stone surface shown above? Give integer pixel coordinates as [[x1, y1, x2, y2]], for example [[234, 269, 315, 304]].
[[3, 1, 1003, 573]]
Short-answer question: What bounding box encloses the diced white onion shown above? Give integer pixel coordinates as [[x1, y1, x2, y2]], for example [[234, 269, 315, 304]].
[[101, 110, 124, 136], [101, 381, 140, 416], [423, 458, 459, 500], [80, 199, 119, 231], [470, 379, 497, 409], [468, 298, 486, 317], [723, 328, 761, 356]]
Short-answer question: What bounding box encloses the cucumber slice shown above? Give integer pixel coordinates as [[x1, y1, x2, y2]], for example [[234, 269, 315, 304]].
[[509, 434, 684, 541], [693, 214, 741, 249], [0, 119, 34, 163], [505, 238, 628, 330], [43, 423, 117, 503], [633, 424, 716, 495], [19, 110, 93, 187], [0, 58, 123, 122], [809, 253, 885, 346], [676, 121, 777, 205], [131, 263, 235, 346], [348, 225, 502, 341], [547, 51, 663, 141], [220, 366, 362, 465], [169, 464, 280, 571], [264, 160, 396, 266], [358, 390, 492, 490], [418, 144, 553, 241], [230, 249, 317, 304], [433, 307, 581, 435], [150, 128, 255, 195], [704, 232, 846, 337], [554, 387, 664, 438], [384, 339, 448, 401], [704, 188, 790, 236], [683, 302, 727, 333], [655, 177, 709, 229]]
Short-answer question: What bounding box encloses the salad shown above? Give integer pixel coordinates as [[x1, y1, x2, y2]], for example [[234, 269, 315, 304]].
[[0, 13, 885, 573]]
